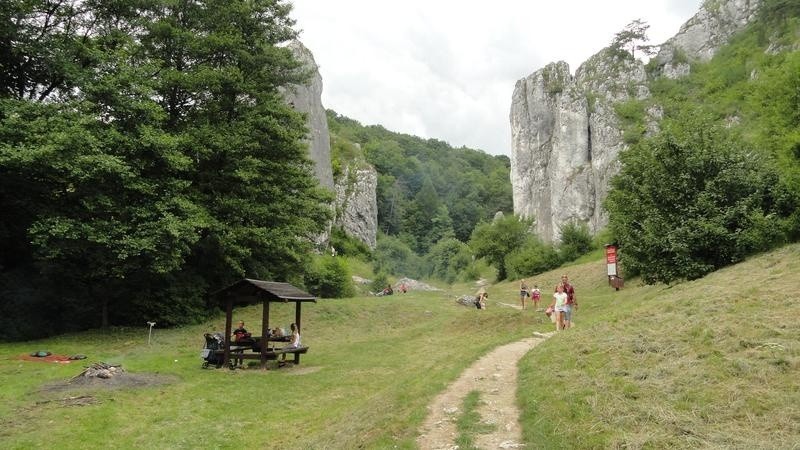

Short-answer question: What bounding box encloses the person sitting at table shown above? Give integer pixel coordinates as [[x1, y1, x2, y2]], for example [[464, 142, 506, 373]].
[[280, 323, 301, 362], [233, 321, 251, 342]]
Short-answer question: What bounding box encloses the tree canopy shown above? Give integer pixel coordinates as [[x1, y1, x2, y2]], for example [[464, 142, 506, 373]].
[[0, 0, 330, 339]]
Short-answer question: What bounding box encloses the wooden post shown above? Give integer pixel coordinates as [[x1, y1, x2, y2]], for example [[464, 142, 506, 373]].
[[295, 301, 302, 333], [223, 297, 233, 367], [261, 298, 270, 369], [294, 301, 302, 364]]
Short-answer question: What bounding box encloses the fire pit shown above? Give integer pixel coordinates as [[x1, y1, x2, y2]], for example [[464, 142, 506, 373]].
[[72, 362, 124, 380]]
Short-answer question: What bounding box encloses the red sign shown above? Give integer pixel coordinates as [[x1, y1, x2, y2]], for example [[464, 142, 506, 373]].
[[605, 246, 617, 264]]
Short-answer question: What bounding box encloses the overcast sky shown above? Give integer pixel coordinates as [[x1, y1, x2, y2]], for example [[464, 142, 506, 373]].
[[289, 0, 702, 156]]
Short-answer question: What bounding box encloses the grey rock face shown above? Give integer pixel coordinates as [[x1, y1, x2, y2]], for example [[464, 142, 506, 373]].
[[334, 163, 378, 249], [510, 0, 760, 242], [510, 52, 647, 242], [653, 0, 760, 78], [283, 40, 334, 189]]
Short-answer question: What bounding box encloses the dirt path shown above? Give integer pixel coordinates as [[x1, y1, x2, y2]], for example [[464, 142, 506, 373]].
[[416, 333, 552, 449]]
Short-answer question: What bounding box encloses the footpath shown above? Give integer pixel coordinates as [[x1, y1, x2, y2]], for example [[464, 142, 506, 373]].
[[416, 333, 552, 449]]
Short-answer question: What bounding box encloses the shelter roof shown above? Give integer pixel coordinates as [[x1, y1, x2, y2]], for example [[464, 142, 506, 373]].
[[213, 278, 316, 306]]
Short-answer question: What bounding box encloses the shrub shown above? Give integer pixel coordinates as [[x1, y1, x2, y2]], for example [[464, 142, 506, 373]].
[[370, 271, 389, 293], [329, 227, 372, 260], [605, 111, 796, 284], [304, 256, 354, 299], [505, 237, 560, 280], [424, 238, 472, 283], [557, 221, 593, 264]]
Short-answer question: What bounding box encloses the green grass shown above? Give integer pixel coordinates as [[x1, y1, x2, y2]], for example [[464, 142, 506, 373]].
[[0, 286, 540, 449], [516, 243, 800, 448], [455, 390, 495, 450], [2, 244, 799, 448]]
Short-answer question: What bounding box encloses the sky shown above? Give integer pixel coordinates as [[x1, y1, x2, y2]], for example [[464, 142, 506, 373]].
[[289, 0, 702, 156]]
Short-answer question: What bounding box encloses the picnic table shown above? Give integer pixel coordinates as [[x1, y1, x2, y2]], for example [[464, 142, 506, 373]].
[[212, 279, 316, 369], [224, 335, 309, 367]]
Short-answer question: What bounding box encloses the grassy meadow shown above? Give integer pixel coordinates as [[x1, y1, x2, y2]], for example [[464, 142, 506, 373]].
[[1, 243, 798, 449], [0, 279, 538, 449]]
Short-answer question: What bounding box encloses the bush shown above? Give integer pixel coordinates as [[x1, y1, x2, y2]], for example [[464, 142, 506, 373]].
[[304, 256, 354, 299], [505, 237, 560, 280], [557, 221, 593, 264], [373, 234, 424, 278], [605, 111, 797, 284], [330, 227, 372, 260], [424, 238, 472, 283], [370, 271, 389, 294]]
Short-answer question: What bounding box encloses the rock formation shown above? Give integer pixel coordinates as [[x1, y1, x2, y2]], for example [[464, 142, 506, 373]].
[[510, 0, 760, 242], [334, 162, 378, 249], [653, 0, 761, 79], [283, 41, 378, 249], [283, 40, 334, 190]]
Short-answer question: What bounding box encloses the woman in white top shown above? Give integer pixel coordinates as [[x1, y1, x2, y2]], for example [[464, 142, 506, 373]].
[[551, 283, 568, 331], [280, 323, 301, 363]]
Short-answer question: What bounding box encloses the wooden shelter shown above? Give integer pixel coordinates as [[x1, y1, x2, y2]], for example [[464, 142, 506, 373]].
[[213, 278, 315, 369]]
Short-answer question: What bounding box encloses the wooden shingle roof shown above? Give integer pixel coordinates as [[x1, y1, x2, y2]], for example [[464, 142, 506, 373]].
[[212, 278, 316, 306]]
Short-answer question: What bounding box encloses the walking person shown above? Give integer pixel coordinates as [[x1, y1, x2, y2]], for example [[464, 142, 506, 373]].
[[550, 283, 568, 331], [560, 274, 577, 328], [531, 284, 541, 310], [519, 279, 529, 309]]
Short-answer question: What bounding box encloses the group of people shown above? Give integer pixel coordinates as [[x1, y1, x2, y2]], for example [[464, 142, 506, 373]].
[[519, 275, 577, 331], [232, 320, 302, 363], [549, 274, 577, 331], [377, 282, 408, 296], [518, 279, 542, 310]]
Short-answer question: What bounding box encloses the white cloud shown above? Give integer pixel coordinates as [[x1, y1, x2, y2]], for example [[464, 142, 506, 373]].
[[290, 0, 702, 155]]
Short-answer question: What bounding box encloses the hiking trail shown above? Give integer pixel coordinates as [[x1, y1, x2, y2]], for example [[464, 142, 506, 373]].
[[416, 333, 552, 449]]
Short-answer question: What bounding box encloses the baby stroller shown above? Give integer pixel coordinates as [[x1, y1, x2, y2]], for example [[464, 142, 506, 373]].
[[201, 332, 225, 368]]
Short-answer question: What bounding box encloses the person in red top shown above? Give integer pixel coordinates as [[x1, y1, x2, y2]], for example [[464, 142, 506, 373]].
[[559, 274, 576, 328]]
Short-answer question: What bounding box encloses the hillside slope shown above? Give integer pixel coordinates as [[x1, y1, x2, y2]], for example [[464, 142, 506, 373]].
[[0, 244, 797, 448], [516, 243, 800, 448]]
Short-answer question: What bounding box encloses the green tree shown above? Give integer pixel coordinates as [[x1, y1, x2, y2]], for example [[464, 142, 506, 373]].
[[605, 111, 796, 284], [557, 221, 593, 263], [610, 19, 655, 59], [424, 237, 472, 283], [469, 214, 531, 281], [0, 0, 331, 337]]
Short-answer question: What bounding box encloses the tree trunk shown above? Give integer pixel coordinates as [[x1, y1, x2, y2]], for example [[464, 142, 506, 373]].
[[101, 296, 109, 328]]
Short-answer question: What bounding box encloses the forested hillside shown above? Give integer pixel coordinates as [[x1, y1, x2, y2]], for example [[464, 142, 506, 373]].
[[605, 0, 800, 283], [327, 111, 513, 252]]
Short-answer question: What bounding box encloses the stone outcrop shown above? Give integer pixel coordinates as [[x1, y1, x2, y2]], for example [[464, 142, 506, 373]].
[[334, 162, 378, 249], [653, 0, 761, 79], [283, 41, 378, 249], [510, 0, 760, 242], [510, 51, 648, 242], [283, 40, 334, 189]]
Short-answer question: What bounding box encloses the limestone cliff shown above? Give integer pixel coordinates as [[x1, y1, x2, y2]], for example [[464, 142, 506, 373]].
[[653, 0, 761, 79], [510, 52, 647, 242], [334, 162, 378, 249], [510, 0, 759, 242], [283, 41, 378, 249], [283, 40, 334, 189]]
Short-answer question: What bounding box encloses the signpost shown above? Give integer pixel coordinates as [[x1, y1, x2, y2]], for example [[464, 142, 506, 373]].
[[605, 244, 623, 290]]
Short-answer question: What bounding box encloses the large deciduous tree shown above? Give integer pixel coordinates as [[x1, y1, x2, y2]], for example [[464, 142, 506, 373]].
[[605, 111, 796, 284], [469, 214, 531, 281], [0, 0, 330, 338]]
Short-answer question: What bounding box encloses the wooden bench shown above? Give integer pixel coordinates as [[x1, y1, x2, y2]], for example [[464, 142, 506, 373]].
[[217, 346, 309, 367]]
